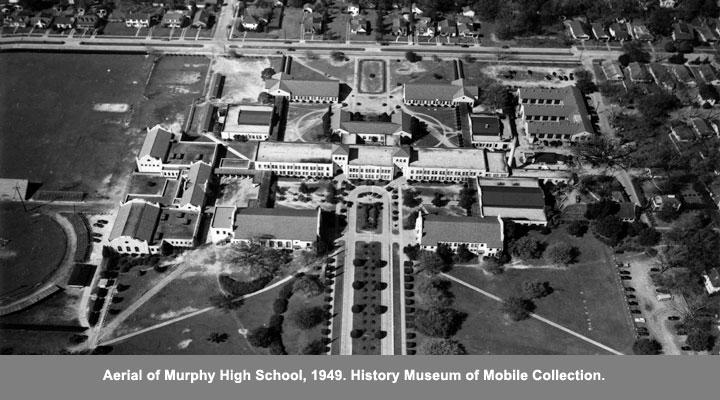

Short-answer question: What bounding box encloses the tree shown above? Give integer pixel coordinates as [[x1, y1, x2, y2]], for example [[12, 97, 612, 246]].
[[574, 70, 597, 94], [511, 236, 544, 260], [261, 67, 276, 80], [404, 243, 420, 260], [591, 215, 626, 246], [699, 83, 719, 103], [567, 220, 588, 237], [522, 280, 553, 299], [484, 257, 504, 275], [647, 7, 674, 37], [224, 242, 292, 278], [417, 278, 454, 308], [435, 243, 454, 266], [405, 51, 421, 63], [585, 199, 621, 220], [632, 338, 662, 355], [207, 332, 229, 343], [502, 297, 535, 321], [480, 83, 512, 111], [458, 186, 476, 214], [618, 41, 650, 66], [455, 244, 475, 263], [247, 326, 280, 348], [637, 92, 680, 125], [414, 307, 467, 338], [418, 251, 448, 274], [403, 189, 421, 207], [545, 242, 578, 266], [635, 225, 660, 246], [431, 192, 445, 207], [257, 92, 273, 104], [290, 306, 326, 329], [331, 51, 346, 62], [686, 330, 714, 352], [325, 183, 339, 204], [656, 202, 680, 222], [668, 52, 687, 65], [298, 182, 312, 194], [419, 339, 467, 355], [574, 136, 631, 168]]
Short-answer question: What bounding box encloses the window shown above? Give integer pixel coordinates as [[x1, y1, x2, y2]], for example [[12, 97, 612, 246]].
[[135, 247, 140, 252]]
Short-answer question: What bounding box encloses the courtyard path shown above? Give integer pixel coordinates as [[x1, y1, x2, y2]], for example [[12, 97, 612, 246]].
[[440, 272, 625, 355]]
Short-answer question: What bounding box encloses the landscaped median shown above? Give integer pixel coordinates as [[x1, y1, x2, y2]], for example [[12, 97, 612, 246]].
[[351, 241, 388, 355]]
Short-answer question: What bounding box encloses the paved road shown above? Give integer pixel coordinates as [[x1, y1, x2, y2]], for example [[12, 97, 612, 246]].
[[441, 273, 625, 355]]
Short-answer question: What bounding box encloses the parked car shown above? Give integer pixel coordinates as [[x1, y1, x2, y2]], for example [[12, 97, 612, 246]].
[[621, 275, 632, 280], [628, 301, 639, 306], [681, 346, 692, 351], [92, 238, 102, 243], [630, 309, 642, 314], [668, 316, 681, 321], [92, 233, 103, 238], [624, 287, 635, 292], [93, 223, 103, 227], [98, 219, 108, 224], [650, 268, 660, 272], [620, 270, 631, 275], [656, 288, 670, 294], [626, 294, 636, 299]]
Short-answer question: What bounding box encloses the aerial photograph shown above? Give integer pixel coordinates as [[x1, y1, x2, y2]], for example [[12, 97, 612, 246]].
[[1, 0, 719, 356]]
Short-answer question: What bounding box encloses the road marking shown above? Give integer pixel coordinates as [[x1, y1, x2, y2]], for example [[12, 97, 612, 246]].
[[441, 273, 625, 355]]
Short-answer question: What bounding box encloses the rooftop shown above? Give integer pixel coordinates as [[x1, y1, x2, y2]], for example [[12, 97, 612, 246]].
[[139, 126, 173, 160], [255, 142, 335, 164], [226, 104, 274, 127], [348, 145, 401, 166], [233, 207, 318, 241], [411, 147, 487, 170], [109, 200, 161, 242], [155, 208, 200, 241], [421, 214, 503, 249], [211, 206, 236, 229], [478, 178, 545, 209], [165, 141, 217, 166], [470, 115, 501, 137]]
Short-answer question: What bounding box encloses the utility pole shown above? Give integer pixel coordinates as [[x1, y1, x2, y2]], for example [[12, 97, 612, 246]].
[[15, 184, 26, 212]]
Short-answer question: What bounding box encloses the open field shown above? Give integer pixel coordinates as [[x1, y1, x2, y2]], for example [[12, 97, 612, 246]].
[[0, 53, 208, 201], [0, 329, 80, 355], [0, 53, 152, 199], [283, 103, 328, 142], [303, 56, 356, 83], [388, 59, 457, 89], [213, 56, 280, 104], [448, 227, 635, 354], [0, 207, 66, 301]]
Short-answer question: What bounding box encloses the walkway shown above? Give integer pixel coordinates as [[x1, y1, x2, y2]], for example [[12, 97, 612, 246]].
[[440, 273, 625, 355], [97, 274, 294, 347]]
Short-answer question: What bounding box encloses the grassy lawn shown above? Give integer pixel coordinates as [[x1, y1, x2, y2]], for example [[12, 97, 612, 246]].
[[352, 241, 383, 355], [274, 177, 334, 211], [271, 8, 303, 40], [0, 329, 80, 355], [358, 60, 386, 94], [0, 288, 84, 327], [388, 59, 458, 89], [448, 227, 635, 354], [212, 56, 279, 104], [303, 56, 356, 83], [0, 206, 67, 301], [282, 103, 328, 143]]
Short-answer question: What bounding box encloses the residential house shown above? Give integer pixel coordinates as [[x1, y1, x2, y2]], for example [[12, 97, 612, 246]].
[[667, 64, 696, 86], [477, 178, 547, 226], [231, 208, 321, 250], [631, 23, 653, 41], [670, 124, 697, 143], [414, 16, 434, 37], [695, 64, 720, 85], [191, 9, 210, 29], [690, 118, 717, 137], [648, 63, 677, 91], [303, 12, 324, 34], [415, 213, 504, 256], [264, 72, 340, 103], [591, 22, 609, 40], [31, 12, 54, 29], [403, 79, 477, 107], [437, 18, 456, 37], [703, 268, 720, 295], [659, 0, 678, 8], [460, 6, 474, 18], [567, 20, 589, 40], [347, 3, 359, 16], [161, 9, 189, 28], [672, 22, 695, 42], [695, 23, 718, 43], [601, 61, 624, 81], [627, 62, 652, 83], [221, 104, 274, 140], [651, 194, 682, 211], [467, 114, 512, 150], [516, 86, 594, 144], [52, 15, 74, 30], [302, 3, 313, 13], [125, 9, 164, 28], [608, 23, 630, 41], [75, 13, 98, 30], [349, 16, 369, 34]]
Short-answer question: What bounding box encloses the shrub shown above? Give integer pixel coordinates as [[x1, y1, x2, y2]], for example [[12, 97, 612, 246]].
[[544, 242, 578, 266], [350, 329, 364, 338], [522, 280, 553, 299], [293, 274, 325, 297], [417, 278, 454, 308], [501, 297, 535, 321], [302, 339, 327, 355], [632, 338, 662, 355], [511, 237, 544, 260], [268, 314, 284, 329], [567, 220, 588, 237]]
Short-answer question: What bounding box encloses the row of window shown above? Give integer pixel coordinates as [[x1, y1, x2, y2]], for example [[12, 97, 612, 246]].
[[524, 114, 567, 122], [520, 98, 564, 105], [347, 167, 393, 174]]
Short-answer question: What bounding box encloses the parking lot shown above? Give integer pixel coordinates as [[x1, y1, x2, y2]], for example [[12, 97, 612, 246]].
[[615, 253, 689, 354]]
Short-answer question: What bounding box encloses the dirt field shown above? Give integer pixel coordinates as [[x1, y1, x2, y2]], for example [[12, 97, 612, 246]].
[[213, 56, 281, 104], [0, 53, 209, 201]]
